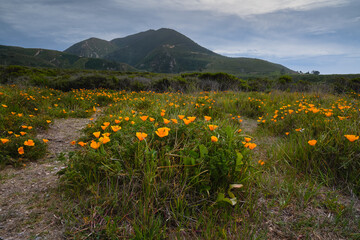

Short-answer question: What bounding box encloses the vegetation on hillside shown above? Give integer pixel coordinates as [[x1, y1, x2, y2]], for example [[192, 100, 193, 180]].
[[0, 66, 359, 238], [64, 28, 294, 74]]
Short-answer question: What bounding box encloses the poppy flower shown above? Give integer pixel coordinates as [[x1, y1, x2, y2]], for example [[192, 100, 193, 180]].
[[46, 120, 52, 123], [70, 140, 76, 145], [237, 129, 242, 133], [187, 117, 196, 122], [140, 116, 148, 121], [208, 125, 218, 131], [244, 137, 251, 142], [1, 138, 9, 144], [178, 115, 185, 120], [344, 135, 359, 142], [24, 140, 35, 146], [114, 119, 121, 124], [149, 117, 155, 122], [211, 136, 218, 142], [160, 112, 165, 117], [93, 132, 101, 138], [78, 141, 86, 147], [204, 116, 211, 121], [183, 119, 191, 125], [101, 125, 108, 130], [124, 117, 130, 121], [43, 139, 49, 143], [99, 136, 110, 144], [111, 125, 121, 132], [308, 140, 317, 146], [248, 143, 257, 150], [136, 132, 148, 141], [155, 127, 170, 138], [171, 119, 178, 124], [18, 147, 24, 155], [90, 141, 101, 149], [20, 132, 27, 136]]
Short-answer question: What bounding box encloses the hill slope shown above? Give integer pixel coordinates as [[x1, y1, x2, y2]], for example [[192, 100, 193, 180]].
[[0, 45, 135, 71], [64, 28, 294, 74]]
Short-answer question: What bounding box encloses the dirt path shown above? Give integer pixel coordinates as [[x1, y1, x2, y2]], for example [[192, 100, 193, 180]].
[[0, 109, 102, 240]]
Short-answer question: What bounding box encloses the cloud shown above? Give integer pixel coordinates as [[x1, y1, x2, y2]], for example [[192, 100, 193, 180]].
[[117, 0, 350, 17]]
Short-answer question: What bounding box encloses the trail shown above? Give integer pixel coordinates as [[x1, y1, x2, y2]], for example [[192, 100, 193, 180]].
[[0, 109, 102, 240]]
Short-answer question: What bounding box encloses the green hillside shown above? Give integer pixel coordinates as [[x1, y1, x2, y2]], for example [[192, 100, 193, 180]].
[[0, 45, 135, 71], [64, 28, 294, 74]]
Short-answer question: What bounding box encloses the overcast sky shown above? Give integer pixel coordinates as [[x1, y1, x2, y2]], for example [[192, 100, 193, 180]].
[[1, 0, 359, 74]]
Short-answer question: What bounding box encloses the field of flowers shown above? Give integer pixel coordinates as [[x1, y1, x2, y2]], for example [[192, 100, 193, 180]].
[[1, 84, 359, 238]]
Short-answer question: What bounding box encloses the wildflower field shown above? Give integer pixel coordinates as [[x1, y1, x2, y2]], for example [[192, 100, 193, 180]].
[[0, 83, 359, 239]]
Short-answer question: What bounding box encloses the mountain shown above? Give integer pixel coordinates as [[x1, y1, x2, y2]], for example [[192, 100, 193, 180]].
[[0, 45, 135, 71], [65, 28, 294, 74]]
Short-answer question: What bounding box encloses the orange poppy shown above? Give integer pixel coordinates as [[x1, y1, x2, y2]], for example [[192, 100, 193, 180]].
[[211, 136, 218, 142], [208, 125, 218, 131], [136, 132, 148, 141], [18, 147, 24, 155], [308, 140, 317, 146], [204, 116, 211, 121], [24, 139, 35, 146], [344, 135, 359, 142], [140, 116, 148, 121], [155, 127, 170, 138]]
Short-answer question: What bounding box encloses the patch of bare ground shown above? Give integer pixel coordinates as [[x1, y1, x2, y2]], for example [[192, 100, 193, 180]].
[[241, 117, 360, 239], [0, 109, 103, 240]]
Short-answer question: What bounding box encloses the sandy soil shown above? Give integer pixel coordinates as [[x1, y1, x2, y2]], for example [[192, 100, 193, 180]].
[[0, 110, 102, 240]]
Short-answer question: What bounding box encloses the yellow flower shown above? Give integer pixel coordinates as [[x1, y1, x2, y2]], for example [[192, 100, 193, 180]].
[[308, 140, 317, 146], [78, 141, 86, 146], [93, 131, 101, 138], [237, 129, 242, 133], [285, 132, 289, 135], [178, 115, 185, 120], [101, 125, 108, 130], [163, 118, 171, 124], [171, 119, 178, 124], [149, 117, 155, 122], [208, 125, 218, 131], [2, 104, 8, 108], [70, 140, 76, 145], [1, 138, 9, 144], [43, 139, 49, 143], [46, 120, 52, 123], [20, 131, 27, 136], [155, 127, 170, 138], [160, 112, 165, 117], [124, 117, 130, 121], [344, 135, 359, 142], [18, 146, 24, 155], [136, 132, 148, 141], [211, 136, 218, 142]]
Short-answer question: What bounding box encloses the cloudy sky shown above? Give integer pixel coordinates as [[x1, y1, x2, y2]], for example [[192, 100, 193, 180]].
[[1, 0, 359, 74]]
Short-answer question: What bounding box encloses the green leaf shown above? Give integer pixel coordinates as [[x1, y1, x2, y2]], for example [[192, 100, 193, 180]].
[[199, 144, 208, 158], [216, 192, 237, 206], [235, 151, 244, 172]]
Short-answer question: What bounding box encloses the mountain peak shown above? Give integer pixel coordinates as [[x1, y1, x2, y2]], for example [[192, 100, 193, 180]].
[[64, 28, 294, 74]]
